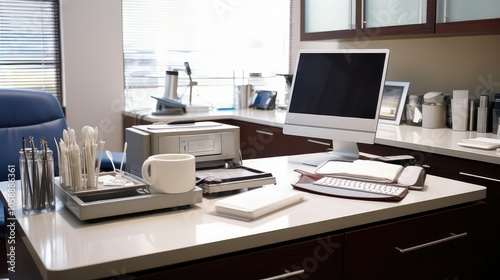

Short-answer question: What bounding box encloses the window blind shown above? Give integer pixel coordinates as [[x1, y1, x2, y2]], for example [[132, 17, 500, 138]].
[[122, 0, 291, 109], [0, 0, 63, 104]]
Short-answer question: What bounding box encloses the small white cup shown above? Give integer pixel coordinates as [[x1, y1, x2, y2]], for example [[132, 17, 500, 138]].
[[141, 154, 195, 194]]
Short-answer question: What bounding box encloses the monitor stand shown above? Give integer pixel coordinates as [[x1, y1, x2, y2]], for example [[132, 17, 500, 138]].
[[301, 140, 360, 167]]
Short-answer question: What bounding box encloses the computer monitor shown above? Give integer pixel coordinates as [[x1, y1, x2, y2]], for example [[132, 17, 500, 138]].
[[283, 49, 390, 166]]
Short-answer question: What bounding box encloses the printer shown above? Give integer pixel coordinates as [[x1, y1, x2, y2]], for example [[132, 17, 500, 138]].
[[125, 121, 276, 194]]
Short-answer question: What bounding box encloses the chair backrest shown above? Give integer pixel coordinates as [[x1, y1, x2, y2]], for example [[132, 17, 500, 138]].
[[0, 89, 67, 180]]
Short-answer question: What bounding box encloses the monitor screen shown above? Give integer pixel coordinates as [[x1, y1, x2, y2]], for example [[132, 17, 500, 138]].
[[283, 49, 390, 166]]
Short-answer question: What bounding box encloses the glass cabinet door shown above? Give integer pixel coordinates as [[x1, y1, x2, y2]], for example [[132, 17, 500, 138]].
[[301, 0, 356, 40], [437, 0, 500, 23], [364, 0, 427, 28], [304, 0, 355, 32]]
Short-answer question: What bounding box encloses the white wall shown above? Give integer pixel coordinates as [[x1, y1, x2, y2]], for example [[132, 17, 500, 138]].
[[61, 0, 124, 151], [338, 35, 500, 98]]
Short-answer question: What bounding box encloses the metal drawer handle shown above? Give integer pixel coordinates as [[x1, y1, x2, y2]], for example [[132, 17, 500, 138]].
[[260, 269, 305, 280], [459, 172, 500, 183], [395, 232, 467, 253], [256, 130, 274, 136], [307, 139, 331, 146]]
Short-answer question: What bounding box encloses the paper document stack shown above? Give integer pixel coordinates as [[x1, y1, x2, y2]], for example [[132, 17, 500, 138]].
[[315, 160, 404, 183], [215, 187, 304, 220]]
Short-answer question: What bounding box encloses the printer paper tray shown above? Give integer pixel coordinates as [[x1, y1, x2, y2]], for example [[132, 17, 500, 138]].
[[196, 166, 276, 194]]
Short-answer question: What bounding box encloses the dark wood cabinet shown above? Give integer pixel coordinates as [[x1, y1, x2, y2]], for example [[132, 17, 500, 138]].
[[436, 17, 500, 35], [287, 135, 332, 155], [301, 0, 500, 40], [227, 120, 332, 159], [132, 233, 344, 280], [123, 202, 485, 280], [301, 0, 436, 40], [231, 120, 289, 159], [123, 113, 152, 127], [344, 202, 485, 280], [359, 142, 500, 279]]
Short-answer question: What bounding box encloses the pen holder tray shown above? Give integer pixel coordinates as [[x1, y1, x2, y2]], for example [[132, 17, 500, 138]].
[[55, 171, 203, 221], [61, 171, 147, 196]]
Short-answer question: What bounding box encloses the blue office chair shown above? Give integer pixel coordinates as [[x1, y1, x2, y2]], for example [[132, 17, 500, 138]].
[[0, 88, 67, 181], [0, 88, 66, 230], [0, 88, 125, 230], [0, 88, 125, 181]]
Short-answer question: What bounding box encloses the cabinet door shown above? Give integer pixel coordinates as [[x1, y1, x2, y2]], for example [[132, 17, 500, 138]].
[[444, 157, 500, 279], [232, 120, 289, 159], [437, 0, 500, 22], [358, 142, 499, 278], [133, 234, 344, 280], [364, 0, 428, 28], [301, 0, 357, 40], [436, 0, 500, 34], [362, 0, 436, 36], [344, 202, 485, 280], [288, 135, 333, 155]]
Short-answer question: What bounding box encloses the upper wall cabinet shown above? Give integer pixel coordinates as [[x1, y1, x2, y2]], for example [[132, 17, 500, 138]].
[[301, 0, 500, 40], [301, 0, 436, 40], [436, 0, 500, 34]]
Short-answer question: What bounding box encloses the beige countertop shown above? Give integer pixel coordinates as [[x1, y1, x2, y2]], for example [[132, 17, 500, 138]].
[[124, 108, 500, 164], [1, 153, 486, 279]]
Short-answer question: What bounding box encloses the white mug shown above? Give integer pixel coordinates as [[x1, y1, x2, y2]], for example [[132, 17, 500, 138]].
[[141, 154, 195, 194]]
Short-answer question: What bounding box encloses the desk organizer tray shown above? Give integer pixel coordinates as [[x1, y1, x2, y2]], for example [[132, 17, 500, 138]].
[[55, 172, 202, 221], [60, 171, 146, 196], [196, 166, 276, 194]]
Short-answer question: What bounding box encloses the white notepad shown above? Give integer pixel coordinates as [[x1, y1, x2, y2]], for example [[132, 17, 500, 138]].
[[315, 159, 403, 182], [457, 137, 500, 150], [214, 188, 304, 220]]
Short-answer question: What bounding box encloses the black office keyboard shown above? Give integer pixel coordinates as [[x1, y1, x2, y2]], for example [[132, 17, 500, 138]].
[[294, 176, 409, 201]]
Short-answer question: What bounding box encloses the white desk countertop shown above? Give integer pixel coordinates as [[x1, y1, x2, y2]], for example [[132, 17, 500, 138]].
[[125, 107, 289, 127], [124, 108, 500, 165], [1, 153, 486, 280]]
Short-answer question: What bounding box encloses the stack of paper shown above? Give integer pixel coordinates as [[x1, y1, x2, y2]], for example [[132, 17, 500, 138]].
[[315, 159, 404, 182], [457, 137, 500, 150], [214, 187, 304, 220]]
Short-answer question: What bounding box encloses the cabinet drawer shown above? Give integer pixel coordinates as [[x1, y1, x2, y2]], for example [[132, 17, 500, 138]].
[[232, 120, 289, 159], [344, 202, 485, 280], [134, 234, 344, 279], [288, 135, 332, 155]]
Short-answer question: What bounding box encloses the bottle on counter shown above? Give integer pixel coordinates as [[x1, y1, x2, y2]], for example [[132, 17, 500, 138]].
[[406, 95, 422, 126], [422, 92, 446, 129], [492, 93, 500, 135], [497, 120, 500, 139], [477, 95, 489, 133]]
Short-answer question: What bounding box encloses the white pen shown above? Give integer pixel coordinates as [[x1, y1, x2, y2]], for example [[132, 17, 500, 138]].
[[119, 142, 127, 176]]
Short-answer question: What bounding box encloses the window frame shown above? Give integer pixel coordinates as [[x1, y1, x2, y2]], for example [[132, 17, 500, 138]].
[[0, 0, 63, 105]]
